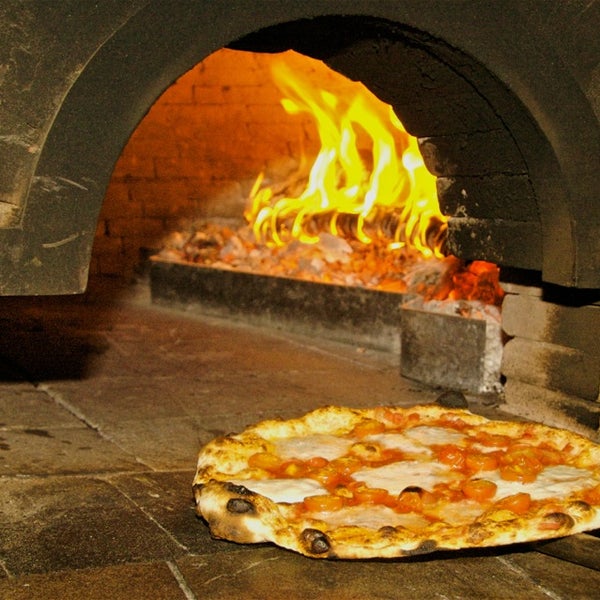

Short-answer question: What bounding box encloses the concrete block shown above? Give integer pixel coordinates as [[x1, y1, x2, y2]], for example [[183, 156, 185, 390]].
[[418, 130, 527, 177], [502, 337, 600, 401], [502, 294, 600, 355], [446, 217, 542, 271], [400, 306, 502, 394], [437, 174, 538, 221], [150, 259, 404, 353], [502, 379, 600, 439]]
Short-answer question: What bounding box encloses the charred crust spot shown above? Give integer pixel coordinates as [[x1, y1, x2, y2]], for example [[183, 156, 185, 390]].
[[192, 483, 205, 494], [542, 512, 575, 529], [403, 539, 438, 556], [401, 486, 424, 495], [226, 498, 255, 514], [378, 526, 398, 537], [224, 482, 254, 496], [568, 500, 592, 514], [301, 528, 331, 555]]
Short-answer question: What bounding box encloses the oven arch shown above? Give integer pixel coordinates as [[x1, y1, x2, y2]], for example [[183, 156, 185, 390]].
[[1, 2, 598, 294]]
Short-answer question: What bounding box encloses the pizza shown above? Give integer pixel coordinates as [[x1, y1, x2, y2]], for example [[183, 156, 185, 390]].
[[192, 405, 600, 559]]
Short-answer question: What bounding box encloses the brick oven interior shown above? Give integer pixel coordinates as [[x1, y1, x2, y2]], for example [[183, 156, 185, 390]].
[[1, 3, 599, 598]]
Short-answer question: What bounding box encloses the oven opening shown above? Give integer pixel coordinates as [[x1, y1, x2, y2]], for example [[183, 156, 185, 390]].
[[157, 50, 502, 305], [95, 26, 599, 439], [100, 48, 507, 395]]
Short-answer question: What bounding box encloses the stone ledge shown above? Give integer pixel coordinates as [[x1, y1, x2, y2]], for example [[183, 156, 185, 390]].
[[502, 379, 600, 440]]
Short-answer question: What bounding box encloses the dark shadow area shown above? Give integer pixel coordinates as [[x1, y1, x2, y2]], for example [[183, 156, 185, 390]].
[[0, 276, 139, 382]]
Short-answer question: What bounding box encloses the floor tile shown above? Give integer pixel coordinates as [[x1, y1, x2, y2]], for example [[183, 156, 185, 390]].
[[106, 470, 232, 555], [102, 416, 203, 470], [0, 388, 83, 430], [0, 426, 144, 476], [0, 561, 186, 600], [0, 477, 183, 576], [0, 281, 598, 598], [175, 546, 559, 600]]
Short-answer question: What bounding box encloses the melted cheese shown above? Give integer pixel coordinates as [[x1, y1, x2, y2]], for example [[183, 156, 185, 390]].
[[353, 460, 454, 495], [309, 504, 430, 531], [404, 425, 466, 446], [274, 434, 354, 461], [231, 478, 326, 503], [364, 432, 432, 456], [485, 465, 597, 501], [436, 500, 486, 526]]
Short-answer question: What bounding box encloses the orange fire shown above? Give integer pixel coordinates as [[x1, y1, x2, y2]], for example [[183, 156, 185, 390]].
[[244, 54, 447, 259], [158, 51, 504, 306]]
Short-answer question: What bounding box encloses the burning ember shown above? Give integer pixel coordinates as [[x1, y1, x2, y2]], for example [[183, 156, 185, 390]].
[[159, 222, 504, 307], [158, 51, 504, 309]]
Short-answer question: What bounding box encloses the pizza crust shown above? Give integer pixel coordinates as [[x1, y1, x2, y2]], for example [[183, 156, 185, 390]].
[[193, 405, 600, 559]]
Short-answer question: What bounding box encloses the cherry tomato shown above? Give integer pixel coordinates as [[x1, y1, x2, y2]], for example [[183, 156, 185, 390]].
[[472, 432, 512, 448], [310, 465, 342, 490], [433, 483, 464, 503], [378, 448, 406, 465], [583, 484, 600, 505], [303, 494, 345, 513], [536, 446, 562, 466], [350, 484, 390, 505], [306, 456, 329, 469], [330, 456, 363, 477], [436, 417, 469, 431], [380, 409, 420, 428], [281, 460, 307, 478], [462, 479, 497, 502], [465, 451, 499, 472], [248, 452, 281, 472], [396, 489, 423, 513], [499, 464, 538, 483], [494, 492, 532, 515], [501, 444, 543, 470], [436, 445, 466, 469], [352, 419, 386, 438]]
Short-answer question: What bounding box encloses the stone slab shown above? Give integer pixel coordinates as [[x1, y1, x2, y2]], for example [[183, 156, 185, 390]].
[[0, 477, 184, 576], [0, 561, 187, 600], [100, 416, 202, 471], [43, 377, 199, 428], [446, 217, 542, 271], [0, 388, 83, 430], [502, 293, 600, 355], [0, 426, 143, 476], [503, 379, 600, 439], [106, 470, 230, 556], [437, 174, 539, 221], [401, 307, 487, 393], [502, 337, 600, 401], [175, 545, 600, 600], [506, 549, 600, 597]]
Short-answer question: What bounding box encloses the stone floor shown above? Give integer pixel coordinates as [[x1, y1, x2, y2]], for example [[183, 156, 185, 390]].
[[0, 278, 599, 599]]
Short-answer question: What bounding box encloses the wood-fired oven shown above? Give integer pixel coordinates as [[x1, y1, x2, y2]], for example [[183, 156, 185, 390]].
[[0, 3, 599, 435]]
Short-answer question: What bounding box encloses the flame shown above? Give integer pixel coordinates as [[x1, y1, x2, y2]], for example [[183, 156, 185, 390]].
[[244, 55, 447, 258]]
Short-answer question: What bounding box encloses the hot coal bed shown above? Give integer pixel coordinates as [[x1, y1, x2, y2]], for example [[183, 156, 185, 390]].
[[1, 2, 600, 591]]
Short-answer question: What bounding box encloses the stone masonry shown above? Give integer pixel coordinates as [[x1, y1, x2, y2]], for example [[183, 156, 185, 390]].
[[500, 280, 600, 438]]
